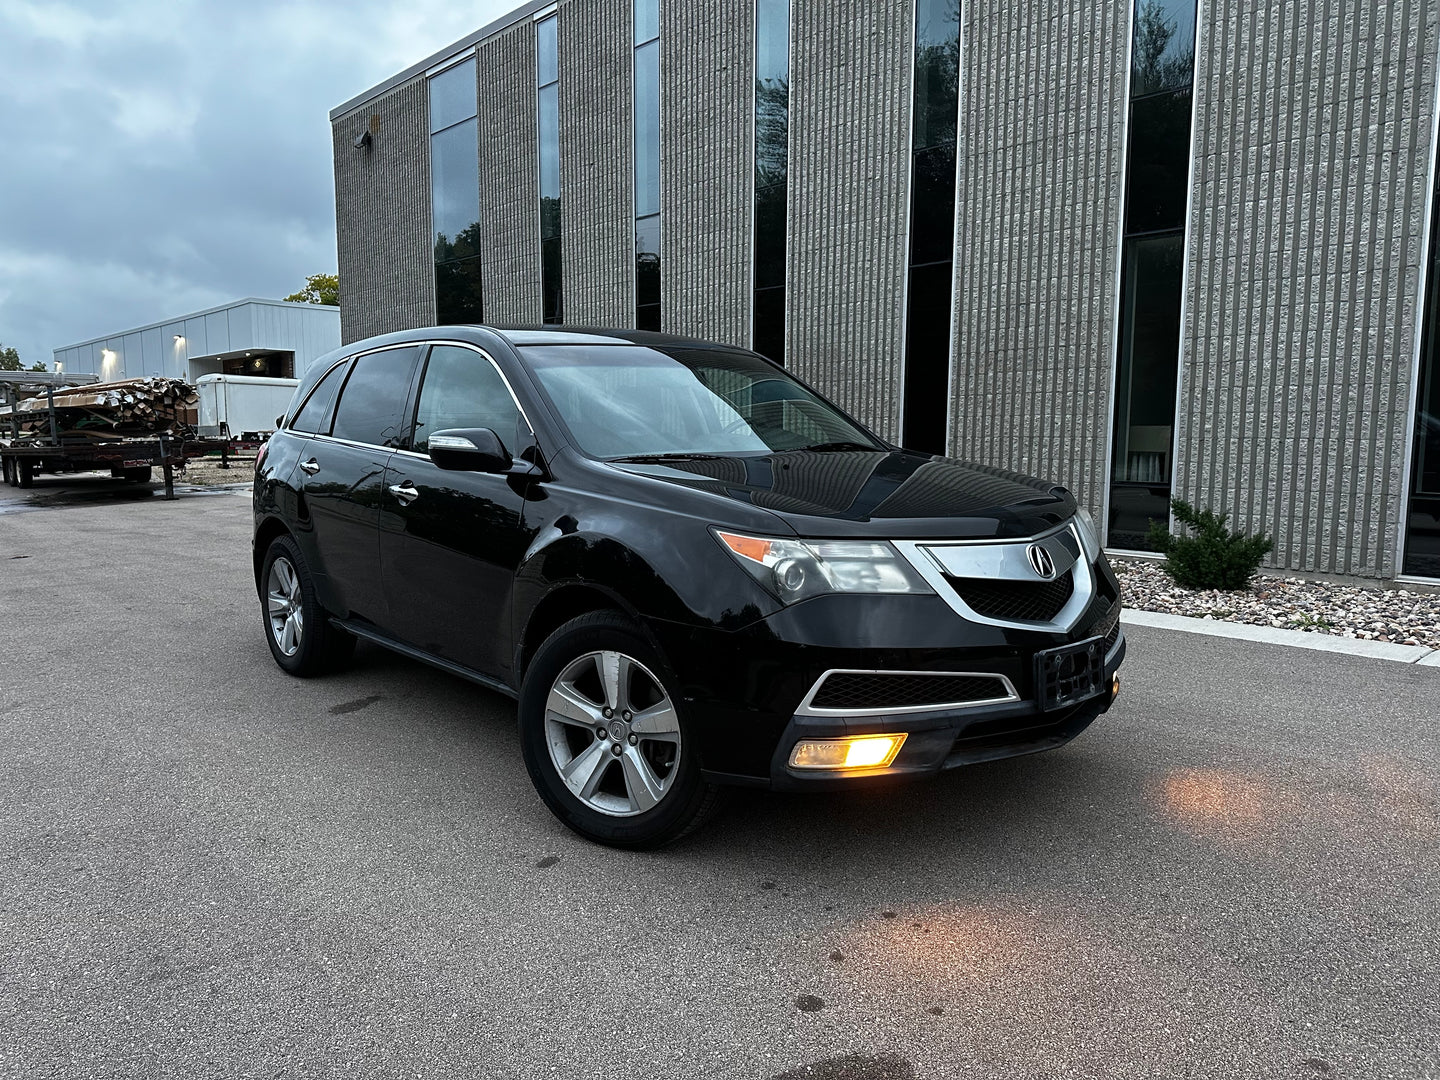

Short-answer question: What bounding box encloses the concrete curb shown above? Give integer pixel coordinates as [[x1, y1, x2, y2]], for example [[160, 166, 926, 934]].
[[1120, 609, 1440, 666]]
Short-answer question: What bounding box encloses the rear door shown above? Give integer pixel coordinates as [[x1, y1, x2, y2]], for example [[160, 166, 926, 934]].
[[379, 342, 538, 681], [301, 344, 421, 628]]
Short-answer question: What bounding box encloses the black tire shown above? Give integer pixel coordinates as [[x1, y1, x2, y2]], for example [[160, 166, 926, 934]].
[[17, 459, 34, 488], [259, 534, 356, 676], [119, 466, 152, 483], [518, 612, 721, 849]]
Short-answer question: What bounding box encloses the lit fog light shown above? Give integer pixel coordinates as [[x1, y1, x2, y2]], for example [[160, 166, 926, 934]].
[[788, 734, 907, 771]]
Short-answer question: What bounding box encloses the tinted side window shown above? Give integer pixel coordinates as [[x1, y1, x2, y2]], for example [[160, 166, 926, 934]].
[[289, 362, 348, 434], [412, 345, 523, 453], [330, 347, 421, 448]]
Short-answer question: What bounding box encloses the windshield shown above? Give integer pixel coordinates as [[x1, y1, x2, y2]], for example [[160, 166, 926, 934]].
[[521, 345, 884, 459]]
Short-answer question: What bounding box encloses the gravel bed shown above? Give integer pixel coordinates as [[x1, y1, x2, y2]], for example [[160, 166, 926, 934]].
[[177, 456, 255, 486], [1112, 558, 1440, 649]]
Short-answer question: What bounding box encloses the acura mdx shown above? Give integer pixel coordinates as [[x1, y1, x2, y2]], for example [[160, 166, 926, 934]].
[[253, 327, 1125, 847]]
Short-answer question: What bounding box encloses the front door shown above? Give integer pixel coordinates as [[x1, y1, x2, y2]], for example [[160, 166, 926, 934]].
[[380, 343, 538, 681]]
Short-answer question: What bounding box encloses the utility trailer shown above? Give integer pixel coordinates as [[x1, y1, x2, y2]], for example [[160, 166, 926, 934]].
[[0, 371, 228, 500], [194, 373, 299, 448]]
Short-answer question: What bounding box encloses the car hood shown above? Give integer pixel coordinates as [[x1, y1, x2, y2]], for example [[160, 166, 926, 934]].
[[607, 449, 1075, 539]]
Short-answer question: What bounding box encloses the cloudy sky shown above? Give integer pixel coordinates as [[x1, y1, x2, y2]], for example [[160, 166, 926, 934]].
[[0, 0, 516, 368]]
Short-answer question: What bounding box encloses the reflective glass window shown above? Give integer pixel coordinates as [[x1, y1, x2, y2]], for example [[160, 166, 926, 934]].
[[413, 345, 522, 454], [537, 16, 558, 86], [1109, 234, 1183, 548], [634, 40, 661, 218], [636, 213, 661, 330], [753, 0, 789, 363], [902, 0, 961, 455], [901, 262, 952, 455], [436, 256, 484, 325], [1404, 177, 1440, 576], [753, 288, 785, 365], [289, 361, 348, 434], [910, 145, 957, 267], [1131, 0, 1196, 98], [538, 85, 561, 222], [429, 58, 477, 133], [1124, 89, 1192, 234], [432, 119, 480, 260], [542, 238, 564, 325], [754, 183, 787, 290], [634, 0, 658, 45], [755, 0, 789, 189], [913, 0, 960, 150], [331, 347, 421, 449]]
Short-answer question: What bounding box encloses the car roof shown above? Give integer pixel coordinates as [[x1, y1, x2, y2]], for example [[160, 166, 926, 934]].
[[490, 327, 737, 350]]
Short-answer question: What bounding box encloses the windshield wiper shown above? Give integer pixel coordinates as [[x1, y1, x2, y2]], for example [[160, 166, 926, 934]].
[[609, 452, 731, 463], [803, 441, 882, 453]]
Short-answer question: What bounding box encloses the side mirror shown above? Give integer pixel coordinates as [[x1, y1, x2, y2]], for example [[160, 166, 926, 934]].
[[427, 427, 512, 473]]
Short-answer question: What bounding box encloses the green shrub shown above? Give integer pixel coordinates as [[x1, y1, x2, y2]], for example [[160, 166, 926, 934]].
[[1146, 498, 1274, 591]]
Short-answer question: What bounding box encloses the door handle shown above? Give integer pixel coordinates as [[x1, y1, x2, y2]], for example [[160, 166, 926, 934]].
[[388, 481, 419, 505], [298, 458, 320, 475]]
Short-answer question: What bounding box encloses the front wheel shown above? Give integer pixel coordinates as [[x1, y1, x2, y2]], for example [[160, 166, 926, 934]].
[[259, 535, 355, 676], [518, 612, 720, 848]]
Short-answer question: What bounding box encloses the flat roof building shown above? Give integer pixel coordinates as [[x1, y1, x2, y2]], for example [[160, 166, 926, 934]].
[[330, 0, 1440, 582], [52, 298, 341, 384]]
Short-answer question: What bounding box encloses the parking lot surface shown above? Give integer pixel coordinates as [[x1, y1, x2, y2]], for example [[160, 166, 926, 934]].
[[2, 492, 1437, 1079]]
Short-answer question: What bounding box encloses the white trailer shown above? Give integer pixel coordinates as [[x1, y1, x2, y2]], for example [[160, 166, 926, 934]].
[[195, 375, 299, 441]]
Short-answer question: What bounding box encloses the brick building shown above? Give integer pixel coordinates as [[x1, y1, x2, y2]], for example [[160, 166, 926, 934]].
[[330, 0, 1440, 581]]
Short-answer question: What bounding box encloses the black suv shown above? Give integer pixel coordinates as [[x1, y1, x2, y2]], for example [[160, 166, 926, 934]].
[[253, 327, 1125, 847]]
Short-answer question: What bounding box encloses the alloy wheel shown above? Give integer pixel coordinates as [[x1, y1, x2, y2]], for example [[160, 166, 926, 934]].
[[543, 649, 682, 817], [266, 556, 304, 657]]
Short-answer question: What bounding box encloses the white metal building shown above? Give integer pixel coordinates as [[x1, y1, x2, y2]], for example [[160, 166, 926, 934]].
[[51, 299, 341, 384]]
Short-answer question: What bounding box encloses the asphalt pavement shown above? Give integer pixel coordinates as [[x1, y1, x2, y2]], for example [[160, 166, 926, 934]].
[[1, 488, 1437, 1079]]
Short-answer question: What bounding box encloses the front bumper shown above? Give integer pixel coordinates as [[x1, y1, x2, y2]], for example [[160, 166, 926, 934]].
[[760, 631, 1123, 790], [652, 570, 1128, 790]]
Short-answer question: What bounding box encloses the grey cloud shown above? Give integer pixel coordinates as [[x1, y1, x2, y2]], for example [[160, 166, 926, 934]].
[[0, 0, 514, 366]]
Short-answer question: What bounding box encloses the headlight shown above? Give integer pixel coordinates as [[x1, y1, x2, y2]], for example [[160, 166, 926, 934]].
[[714, 530, 934, 604], [1074, 506, 1102, 561]]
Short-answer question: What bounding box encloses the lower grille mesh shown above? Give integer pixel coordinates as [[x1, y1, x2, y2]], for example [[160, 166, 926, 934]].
[[809, 672, 1011, 711]]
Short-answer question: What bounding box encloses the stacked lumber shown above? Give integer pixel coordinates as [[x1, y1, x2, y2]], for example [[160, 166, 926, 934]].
[[0, 377, 200, 441]]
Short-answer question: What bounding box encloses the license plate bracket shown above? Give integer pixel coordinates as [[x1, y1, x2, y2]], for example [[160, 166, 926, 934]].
[[1034, 637, 1105, 711]]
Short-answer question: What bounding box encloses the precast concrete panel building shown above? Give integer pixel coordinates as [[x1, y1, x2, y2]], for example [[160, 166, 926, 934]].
[[330, 0, 1440, 583]]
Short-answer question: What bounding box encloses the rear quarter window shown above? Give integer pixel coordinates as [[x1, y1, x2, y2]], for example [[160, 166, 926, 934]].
[[288, 361, 348, 434]]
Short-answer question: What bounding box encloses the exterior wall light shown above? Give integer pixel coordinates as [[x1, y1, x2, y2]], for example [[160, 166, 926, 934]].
[[353, 130, 372, 150]]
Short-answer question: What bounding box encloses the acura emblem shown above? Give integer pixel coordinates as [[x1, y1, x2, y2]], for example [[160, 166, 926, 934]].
[[1027, 543, 1057, 580]]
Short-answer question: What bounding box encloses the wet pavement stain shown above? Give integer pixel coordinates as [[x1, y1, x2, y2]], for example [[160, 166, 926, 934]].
[[829, 950, 845, 962], [535, 856, 559, 868], [329, 694, 384, 715], [1303, 1060, 1333, 1075], [761, 880, 776, 890], [770, 1053, 916, 1080], [926, 1006, 944, 1016], [794, 994, 825, 1012]]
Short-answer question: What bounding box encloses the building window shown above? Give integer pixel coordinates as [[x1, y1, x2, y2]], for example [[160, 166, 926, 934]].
[[429, 58, 482, 325], [901, 0, 960, 455], [537, 15, 563, 324], [633, 0, 661, 331], [752, 0, 789, 364], [1107, 0, 1195, 550], [1404, 170, 1440, 578]]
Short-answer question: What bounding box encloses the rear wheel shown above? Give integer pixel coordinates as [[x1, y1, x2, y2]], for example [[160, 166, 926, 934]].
[[260, 535, 355, 676], [519, 612, 720, 848], [16, 459, 34, 488]]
